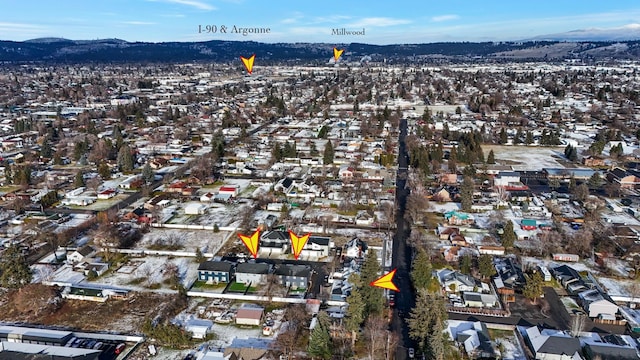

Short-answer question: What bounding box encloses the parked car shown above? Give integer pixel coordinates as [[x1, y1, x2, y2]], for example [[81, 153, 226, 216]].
[[408, 348, 415, 359], [115, 343, 126, 354]]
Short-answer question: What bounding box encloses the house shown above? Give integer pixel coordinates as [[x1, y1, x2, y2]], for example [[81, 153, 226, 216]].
[[578, 289, 619, 318], [236, 263, 270, 285], [185, 319, 213, 339], [338, 165, 355, 179], [198, 261, 234, 284], [259, 230, 289, 256], [521, 219, 537, 230], [493, 171, 521, 188], [200, 192, 215, 202], [300, 236, 332, 259], [462, 292, 498, 308], [553, 254, 580, 262], [235, 306, 264, 326], [224, 337, 273, 360], [523, 326, 582, 360], [444, 211, 474, 226], [218, 185, 240, 197], [67, 245, 96, 264], [97, 189, 117, 200], [584, 343, 639, 360], [275, 265, 310, 289], [551, 265, 588, 294], [446, 321, 497, 359], [274, 177, 295, 193], [582, 156, 605, 167], [344, 237, 367, 258], [607, 167, 640, 189], [432, 187, 452, 202], [436, 269, 476, 293], [185, 203, 207, 215]]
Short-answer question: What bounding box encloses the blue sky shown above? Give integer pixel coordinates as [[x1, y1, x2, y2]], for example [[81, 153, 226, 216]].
[[2, 0, 640, 44]]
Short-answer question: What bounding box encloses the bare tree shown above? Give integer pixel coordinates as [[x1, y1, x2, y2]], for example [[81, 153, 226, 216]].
[[570, 314, 586, 337], [137, 263, 155, 287], [273, 305, 309, 359], [364, 315, 387, 360]]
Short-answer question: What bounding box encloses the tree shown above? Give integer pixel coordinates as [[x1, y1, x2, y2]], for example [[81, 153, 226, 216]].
[[116, 144, 134, 172], [522, 272, 544, 304], [345, 285, 365, 344], [460, 255, 472, 275], [98, 162, 111, 179], [478, 254, 496, 279], [587, 172, 603, 190], [487, 149, 496, 164], [274, 305, 309, 359], [323, 140, 334, 165], [525, 131, 534, 145], [549, 177, 561, 190], [408, 290, 448, 355], [359, 249, 384, 316], [499, 128, 508, 144], [308, 311, 332, 360], [573, 183, 590, 202], [460, 176, 474, 212], [195, 248, 206, 263], [142, 163, 154, 185], [0, 244, 33, 289], [501, 220, 516, 250], [447, 147, 457, 173], [411, 249, 433, 291], [364, 315, 387, 360], [74, 171, 85, 188]]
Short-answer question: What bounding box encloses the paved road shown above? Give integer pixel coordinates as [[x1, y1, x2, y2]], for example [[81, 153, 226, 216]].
[[391, 118, 416, 360]]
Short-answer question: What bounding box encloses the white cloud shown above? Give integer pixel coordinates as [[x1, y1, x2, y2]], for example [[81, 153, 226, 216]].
[[281, 12, 304, 24], [150, 0, 216, 11], [346, 17, 411, 28], [0, 22, 49, 38], [122, 21, 157, 25], [431, 14, 459, 22]]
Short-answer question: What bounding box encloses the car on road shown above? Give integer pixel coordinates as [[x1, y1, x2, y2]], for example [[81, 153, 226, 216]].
[[388, 292, 395, 307], [408, 348, 415, 358]]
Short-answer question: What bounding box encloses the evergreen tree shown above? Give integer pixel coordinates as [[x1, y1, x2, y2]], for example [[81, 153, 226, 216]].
[[487, 150, 496, 164], [98, 162, 111, 179], [525, 131, 534, 145], [501, 221, 516, 250], [447, 147, 457, 173], [317, 125, 330, 139], [308, 311, 332, 360], [499, 128, 508, 144], [478, 254, 496, 279], [116, 144, 134, 172], [40, 135, 53, 158], [323, 141, 334, 165], [272, 142, 283, 161], [74, 171, 85, 188], [523, 272, 544, 304], [345, 284, 365, 342], [411, 249, 433, 291], [0, 244, 33, 289], [360, 249, 384, 316], [142, 163, 154, 185], [587, 172, 603, 189], [408, 291, 448, 355], [460, 255, 472, 275], [460, 176, 474, 212]]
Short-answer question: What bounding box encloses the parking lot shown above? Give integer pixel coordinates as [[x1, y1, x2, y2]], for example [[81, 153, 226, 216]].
[[64, 336, 130, 360]]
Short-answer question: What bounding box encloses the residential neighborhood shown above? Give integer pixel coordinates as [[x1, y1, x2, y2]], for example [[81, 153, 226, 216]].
[[2, 12, 640, 359]]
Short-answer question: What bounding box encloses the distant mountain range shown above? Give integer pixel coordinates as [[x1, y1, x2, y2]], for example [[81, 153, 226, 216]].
[[527, 24, 640, 42], [2, 36, 640, 63]]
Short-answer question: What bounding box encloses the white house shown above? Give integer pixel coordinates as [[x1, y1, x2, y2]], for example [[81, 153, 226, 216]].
[[185, 203, 207, 215], [200, 192, 215, 202], [524, 326, 582, 360], [97, 189, 117, 200], [579, 290, 619, 318], [67, 245, 96, 264], [185, 319, 213, 339]]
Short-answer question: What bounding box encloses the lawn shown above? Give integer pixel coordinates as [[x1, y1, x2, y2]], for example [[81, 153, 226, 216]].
[[228, 282, 257, 293], [191, 280, 227, 290], [488, 328, 515, 340]]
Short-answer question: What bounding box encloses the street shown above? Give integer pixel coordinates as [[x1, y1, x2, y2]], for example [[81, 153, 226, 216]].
[[391, 118, 416, 360]]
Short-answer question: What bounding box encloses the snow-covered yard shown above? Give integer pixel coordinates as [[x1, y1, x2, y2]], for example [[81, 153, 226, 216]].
[[481, 145, 567, 171], [138, 229, 230, 254], [87, 256, 200, 291]]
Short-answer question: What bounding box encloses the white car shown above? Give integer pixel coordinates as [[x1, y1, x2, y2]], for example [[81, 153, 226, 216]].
[[408, 348, 415, 359]]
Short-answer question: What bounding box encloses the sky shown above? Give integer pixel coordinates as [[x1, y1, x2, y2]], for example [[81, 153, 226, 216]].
[[2, 0, 640, 44]]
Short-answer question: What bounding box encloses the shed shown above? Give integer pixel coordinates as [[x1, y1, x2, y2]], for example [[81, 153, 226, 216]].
[[185, 203, 207, 215], [236, 306, 264, 326]]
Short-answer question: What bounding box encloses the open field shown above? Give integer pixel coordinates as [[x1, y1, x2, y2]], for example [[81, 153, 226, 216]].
[[481, 145, 566, 171]]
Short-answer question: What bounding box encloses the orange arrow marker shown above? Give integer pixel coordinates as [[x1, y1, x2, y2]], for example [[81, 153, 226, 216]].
[[370, 269, 399, 291], [240, 54, 255, 74], [238, 229, 260, 258], [289, 230, 310, 260], [333, 47, 344, 62]]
